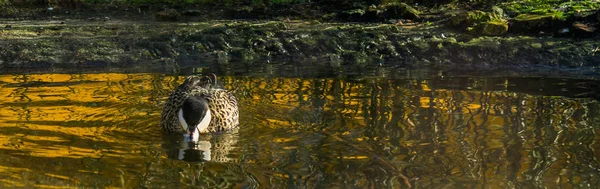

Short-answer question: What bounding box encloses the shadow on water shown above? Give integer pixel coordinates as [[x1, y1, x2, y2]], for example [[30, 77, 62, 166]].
[[0, 67, 598, 188]]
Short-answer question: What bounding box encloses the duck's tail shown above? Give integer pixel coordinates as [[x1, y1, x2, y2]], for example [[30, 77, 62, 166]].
[[199, 73, 224, 89]]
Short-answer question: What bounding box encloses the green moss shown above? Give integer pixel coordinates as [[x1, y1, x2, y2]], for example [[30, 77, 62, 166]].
[[530, 43, 543, 49], [515, 13, 553, 21], [2, 15, 599, 69], [0, 0, 9, 5], [341, 51, 368, 65], [543, 41, 556, 46], [450, 8, 509, 36], [345, 9, 365, 16], [410, 40, 430, 51], [140, 50, 155, 59], [83, 0, 309, 6], [462, 37, 502, 48], [445, 37, 457, 44], [512, 13, 560, 32], [481, 20, 508, 36], [380, 2, 420, 19], [502, 0, 599, 20], [228, 48, 250, 60], [467, 10, 489, 24]]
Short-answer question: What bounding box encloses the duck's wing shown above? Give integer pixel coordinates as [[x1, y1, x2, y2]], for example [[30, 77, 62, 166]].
[[226, 90, 239, 127], [160, 87, 187, 133], [228, 91, 238, 107]]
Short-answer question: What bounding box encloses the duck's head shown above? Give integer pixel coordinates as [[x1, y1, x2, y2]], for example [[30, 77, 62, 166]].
[[178, 95, 211, 142]]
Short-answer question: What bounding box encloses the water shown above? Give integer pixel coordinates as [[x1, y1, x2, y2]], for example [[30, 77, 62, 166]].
[[0, 71, 599, 188]]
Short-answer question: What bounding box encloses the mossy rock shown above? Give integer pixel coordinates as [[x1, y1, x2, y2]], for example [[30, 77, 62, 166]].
[[380, 2, 420, 20], [448, 10, 489, 28], [491, 6, 506, 18], [511, 13, 565, 33], [480, 21, 508, 36], [515, 13, 557, 22], [447, 13, 466, 27], [341, 51, 368, 65], [230, 48, 255, 61], [156, 9, 181, 22], [338, 3, 419, 22], [448, 10, 508, 36], [467, 10, 490, 23], [340, 9, 366, 21]]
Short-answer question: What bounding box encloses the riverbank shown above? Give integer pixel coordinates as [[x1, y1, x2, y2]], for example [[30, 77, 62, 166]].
[[0, 1, 599, 78], [1, 18, 599, 75]]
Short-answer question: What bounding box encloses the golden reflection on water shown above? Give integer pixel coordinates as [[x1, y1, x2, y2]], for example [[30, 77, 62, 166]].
[[0, 73, 175, 188], [0, 73, 598, 188]]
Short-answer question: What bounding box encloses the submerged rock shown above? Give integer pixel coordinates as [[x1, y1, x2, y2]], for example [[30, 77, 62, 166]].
[[573, 22, 597, 33], [571, 21, 598, 37]]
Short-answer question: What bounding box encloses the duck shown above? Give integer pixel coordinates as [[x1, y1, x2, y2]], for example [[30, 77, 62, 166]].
[[160, 74, 239, 142]]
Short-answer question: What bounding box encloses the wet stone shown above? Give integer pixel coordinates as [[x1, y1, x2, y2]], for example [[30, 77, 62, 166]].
[[156, 9, 181, 22]]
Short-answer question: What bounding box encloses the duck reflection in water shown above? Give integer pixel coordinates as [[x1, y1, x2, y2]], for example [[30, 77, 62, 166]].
[[178, 138, 212, 161], [163, 130, 239, 162]]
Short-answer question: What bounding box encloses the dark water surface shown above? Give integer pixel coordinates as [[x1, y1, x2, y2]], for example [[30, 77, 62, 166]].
[[0, 70, 599, 188]]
